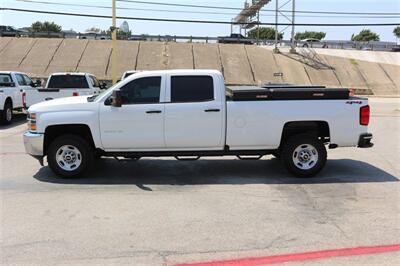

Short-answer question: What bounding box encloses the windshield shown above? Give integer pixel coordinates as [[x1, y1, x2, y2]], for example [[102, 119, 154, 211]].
[[47, 75, 89, 89], [87, 82, 119, 102]]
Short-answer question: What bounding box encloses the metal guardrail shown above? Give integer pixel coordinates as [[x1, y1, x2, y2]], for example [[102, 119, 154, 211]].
[[0, 31, 398, 51]]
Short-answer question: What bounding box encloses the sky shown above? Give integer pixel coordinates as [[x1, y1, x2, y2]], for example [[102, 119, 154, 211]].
[[1, 0, 399, 42]]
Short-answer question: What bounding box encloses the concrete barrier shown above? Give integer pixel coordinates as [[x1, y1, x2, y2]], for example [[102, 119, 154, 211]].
[[46, 39, 89, 75], [322, 55, 369, 91], [19, 38, 63, 75], [77, 40, 111, 79], [356, 60, 397, 95], [0, 37, 12, 53], [219, 44, 254, 85], [136, 42, 167, 70], [379, 63, 400, 94], [193, 43, 221, 71], [167, 43, 193, 69], [0, 38, 37, 71], [1, 37, 398, 95], [105, 40, 139, 78], [273, 53, 312, 85], [245, 45, 283, 84]]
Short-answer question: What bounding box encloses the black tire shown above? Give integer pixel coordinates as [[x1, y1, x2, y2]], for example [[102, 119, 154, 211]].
[[1, 101, 13, 125], [280, 134, 327, 178], [47, 135, 94, 178], [302, 44, 309, 48]]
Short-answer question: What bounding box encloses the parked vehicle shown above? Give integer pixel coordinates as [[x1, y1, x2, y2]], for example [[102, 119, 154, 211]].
[[217, 34, 254, 45], [0, 25, 22, 37], [299, 38, 328, 48], [0, 71, 39, 124], [23, 70, 373, 178], [23, 73, 105, 109]]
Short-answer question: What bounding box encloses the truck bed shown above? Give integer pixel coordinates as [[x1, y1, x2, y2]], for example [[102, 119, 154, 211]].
[[226, 85, 350, 101]]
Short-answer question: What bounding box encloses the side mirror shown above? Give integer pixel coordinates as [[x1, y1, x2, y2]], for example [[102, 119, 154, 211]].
[[30, 80, 41, 87], [100, 82, 107, 89], [111, 90, 122, 107]]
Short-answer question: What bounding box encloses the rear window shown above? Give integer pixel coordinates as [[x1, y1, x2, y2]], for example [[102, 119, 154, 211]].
[[171, 76, 214, 103], [0, 74, 13, 85], [47, 75, 89, 89]]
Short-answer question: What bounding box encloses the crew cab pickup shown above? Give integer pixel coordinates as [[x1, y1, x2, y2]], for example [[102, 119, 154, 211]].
[[23, 73, 105, 109], [0, 71, 39, 124], [23, 70, 373, 178]]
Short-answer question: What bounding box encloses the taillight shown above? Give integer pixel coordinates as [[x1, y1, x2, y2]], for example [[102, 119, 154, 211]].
[[22, 92, 26, 109], [72, 92, 79, 96], [360, 105, 370, 126]]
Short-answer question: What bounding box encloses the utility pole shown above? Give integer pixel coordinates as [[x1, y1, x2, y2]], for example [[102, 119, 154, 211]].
[[257, 10, 260, 45], [290, 0, 296, 53], [111, 0, 117, 84], [274, 0, 279, 53]]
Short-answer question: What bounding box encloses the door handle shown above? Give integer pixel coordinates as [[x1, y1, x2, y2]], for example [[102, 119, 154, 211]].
[[146, 110, 162, 114], [204, 109, 220, 112]]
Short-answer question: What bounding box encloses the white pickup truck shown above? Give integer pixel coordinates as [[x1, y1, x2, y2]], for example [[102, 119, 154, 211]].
[[0, 71, 39, 124], [23, 73, 104, 109], [23, 70, 373, 178]]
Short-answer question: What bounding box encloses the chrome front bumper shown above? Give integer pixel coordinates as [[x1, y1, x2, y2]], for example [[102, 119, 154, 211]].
[[23, 131, 44, 157]]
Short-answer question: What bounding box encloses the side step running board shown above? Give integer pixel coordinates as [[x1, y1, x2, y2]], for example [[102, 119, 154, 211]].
[[236, 155, 263, 160], [175, 156, 201, 161]]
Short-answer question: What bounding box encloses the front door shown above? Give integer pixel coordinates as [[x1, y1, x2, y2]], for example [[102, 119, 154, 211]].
[[99, 76, 165, 150]]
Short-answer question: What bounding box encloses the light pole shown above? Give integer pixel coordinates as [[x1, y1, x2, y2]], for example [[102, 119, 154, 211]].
[[290, 0, 296, 53], [111, 0, 117, 84]]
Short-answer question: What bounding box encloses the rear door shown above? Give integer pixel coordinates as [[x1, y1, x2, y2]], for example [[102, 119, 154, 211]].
[[13, 73, 29, 108], [164, 75, 224, 150]]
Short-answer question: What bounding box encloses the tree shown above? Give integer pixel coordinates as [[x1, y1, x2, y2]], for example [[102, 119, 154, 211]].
[[30, 21, 62, 32], [86, 27, 101, 33], [394, 26, 400, 39], [248, 27, 283, 40], [351, 29, 380, 42], [100, 28, 132, 39], [294, 31, 326, 40]]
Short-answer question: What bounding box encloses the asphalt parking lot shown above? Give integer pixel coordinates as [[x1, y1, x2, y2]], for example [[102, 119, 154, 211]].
[[1, 97, 399, 265]]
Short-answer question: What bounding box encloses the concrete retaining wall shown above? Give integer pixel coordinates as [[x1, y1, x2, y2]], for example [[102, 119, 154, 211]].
[[0, 37, 399, 95]]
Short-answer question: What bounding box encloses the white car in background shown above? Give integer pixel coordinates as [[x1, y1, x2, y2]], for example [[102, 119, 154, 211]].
[[23, 73, 105, 109], [300, 38, 328, 48], [0, 71, 39, 124]]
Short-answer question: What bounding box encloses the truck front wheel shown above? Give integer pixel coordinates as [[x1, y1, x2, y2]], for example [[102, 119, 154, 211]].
[[47, 135, 93, 178], [280, 134, 327, 178]]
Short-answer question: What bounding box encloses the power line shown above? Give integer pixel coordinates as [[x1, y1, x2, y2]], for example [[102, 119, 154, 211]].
[[116, 0, 400, 16], [13, 0, 400, 19], [1, 8, 399, 27]]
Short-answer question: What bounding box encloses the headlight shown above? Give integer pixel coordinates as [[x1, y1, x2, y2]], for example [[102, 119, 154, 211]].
[[27, 112, 37, 131]]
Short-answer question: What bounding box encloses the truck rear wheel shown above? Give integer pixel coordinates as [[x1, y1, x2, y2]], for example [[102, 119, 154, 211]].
[[280, 134, 327, 178], [1, 102, 13, 125], [47, 135, 93, 178]]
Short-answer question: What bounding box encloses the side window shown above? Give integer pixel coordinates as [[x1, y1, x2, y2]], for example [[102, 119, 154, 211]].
[[120, 77, 161, 104], [15, 74, 27, 86], [171, 76, 214, 103], [89, 76, 100, 88], [23, 75, 33, 85]]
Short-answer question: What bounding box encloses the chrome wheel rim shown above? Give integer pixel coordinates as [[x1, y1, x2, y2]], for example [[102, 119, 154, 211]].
[[6, 108, 12, 122], [55, 145, 82, 171], [293, 144, 318, 170]]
